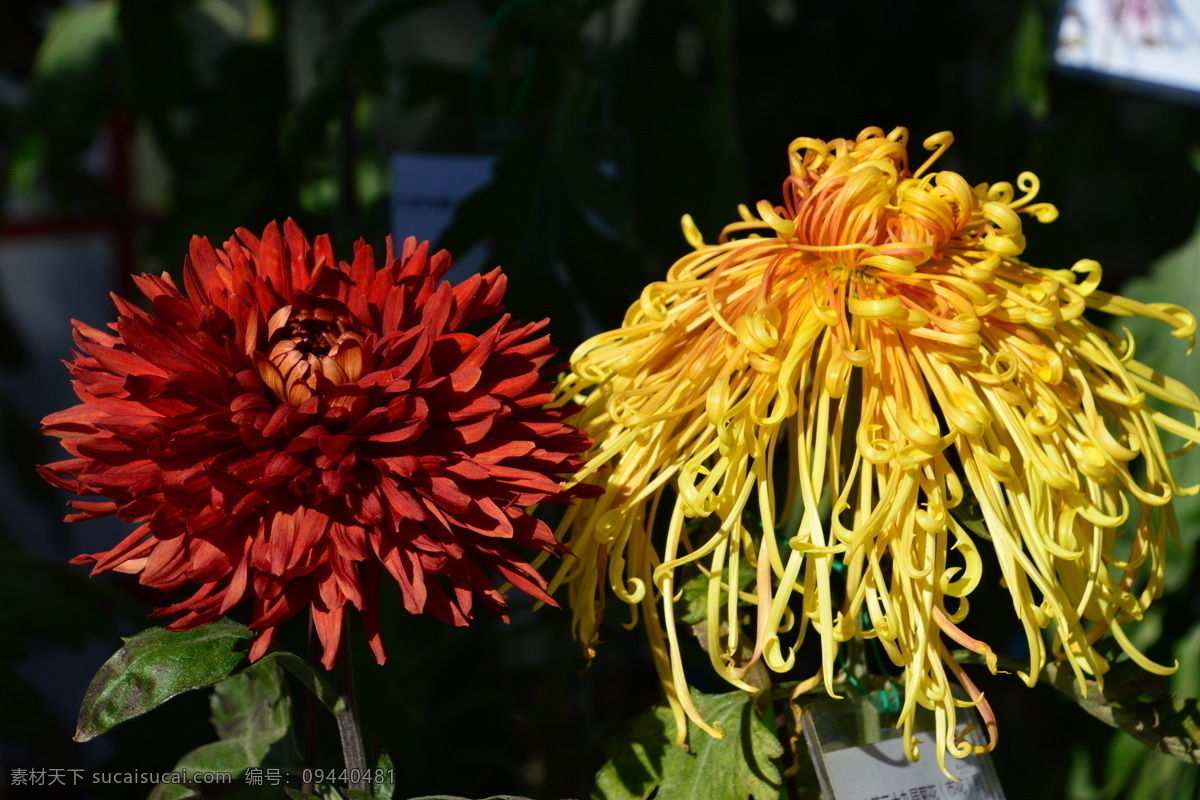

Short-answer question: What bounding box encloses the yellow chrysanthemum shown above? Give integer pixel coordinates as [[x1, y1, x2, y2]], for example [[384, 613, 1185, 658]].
[[549, 126, 1200, 769]]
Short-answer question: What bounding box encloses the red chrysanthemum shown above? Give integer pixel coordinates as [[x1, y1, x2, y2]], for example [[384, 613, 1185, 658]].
[[40, 220, 597, 668]]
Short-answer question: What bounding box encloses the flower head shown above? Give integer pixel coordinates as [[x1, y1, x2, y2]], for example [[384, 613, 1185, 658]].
[[41, 220, 595, 669], [551, 127, 1200, 767]]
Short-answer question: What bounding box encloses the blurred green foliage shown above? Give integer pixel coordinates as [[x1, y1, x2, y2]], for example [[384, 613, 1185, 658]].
[[4, 1, 1200, 798], [1065, 212, 1200, 800]]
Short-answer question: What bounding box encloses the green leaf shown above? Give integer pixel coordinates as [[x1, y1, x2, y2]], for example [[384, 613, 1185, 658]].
[[285, 790, 324, 800], [10, 0, 120, 192], [149, 660, 292, 799], [593, 689, 783, 800], [344, 792, 373, 800], [35, 0, 118, 77], [373, 752, 395, 800], [76, 619, 350, 742], [947, 483, 992, 541], [74, 620, 254, 742], [261, 651, 347, 715], [24, 0, 119, 133], [675, 557, 755, 626]]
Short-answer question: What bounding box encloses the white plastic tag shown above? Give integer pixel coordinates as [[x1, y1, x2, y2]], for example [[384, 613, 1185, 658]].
[[800, 694, 1006, 800]]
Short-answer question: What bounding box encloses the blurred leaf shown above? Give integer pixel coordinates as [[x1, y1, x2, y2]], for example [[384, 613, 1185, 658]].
[[1069, 618, 1200, 799], [1114, 211, 1200, 589], [28, 0, 118, 118], [12, 0, 119, 187], [1012, 0, 1050, 118], [286, 790, 324, 800], [283, 0, 442, 164], [592, 689, 783, 800], [1061, 216, 1200, 799], [117, 0, 198, 162], [149, 660, 293, 799], [74, 619, 253, 742]]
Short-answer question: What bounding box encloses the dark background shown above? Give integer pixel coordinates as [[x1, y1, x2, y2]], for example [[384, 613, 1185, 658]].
[[1, 1, 1198, 798]]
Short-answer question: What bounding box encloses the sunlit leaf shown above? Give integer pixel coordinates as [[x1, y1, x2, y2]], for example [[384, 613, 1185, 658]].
[[592, 689, 783, 800]]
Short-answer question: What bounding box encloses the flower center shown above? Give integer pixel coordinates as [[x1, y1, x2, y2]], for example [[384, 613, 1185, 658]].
[[255, 304, 368, 405]]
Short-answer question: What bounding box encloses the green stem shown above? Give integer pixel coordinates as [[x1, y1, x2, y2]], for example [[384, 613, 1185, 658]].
[[335, 625, 368, 792], [302, 617, 318, 795]]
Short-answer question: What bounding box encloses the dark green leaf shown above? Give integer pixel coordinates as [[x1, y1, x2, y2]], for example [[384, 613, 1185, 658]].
[[76, 618, 352, 742], [344, 791, 373, 800], [947, 485, 992, 542], [1050, 666, 1199, 762], [593, 689, 783, 800], [75, 620, 254, 742], [286, 790, 324, 800], [148, 659, 292, 799], [958, 650, 1200, 763]]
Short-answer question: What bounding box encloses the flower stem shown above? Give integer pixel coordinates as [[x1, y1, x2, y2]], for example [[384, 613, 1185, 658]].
[[335, 625, 369, 792], [303, 617, 318, 795]]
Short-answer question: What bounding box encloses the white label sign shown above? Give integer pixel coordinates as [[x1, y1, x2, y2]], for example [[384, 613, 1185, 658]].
[[801, 696, 1006, 800], [820, 735, 1003, 800], [1055, 0, 1200, 100]]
